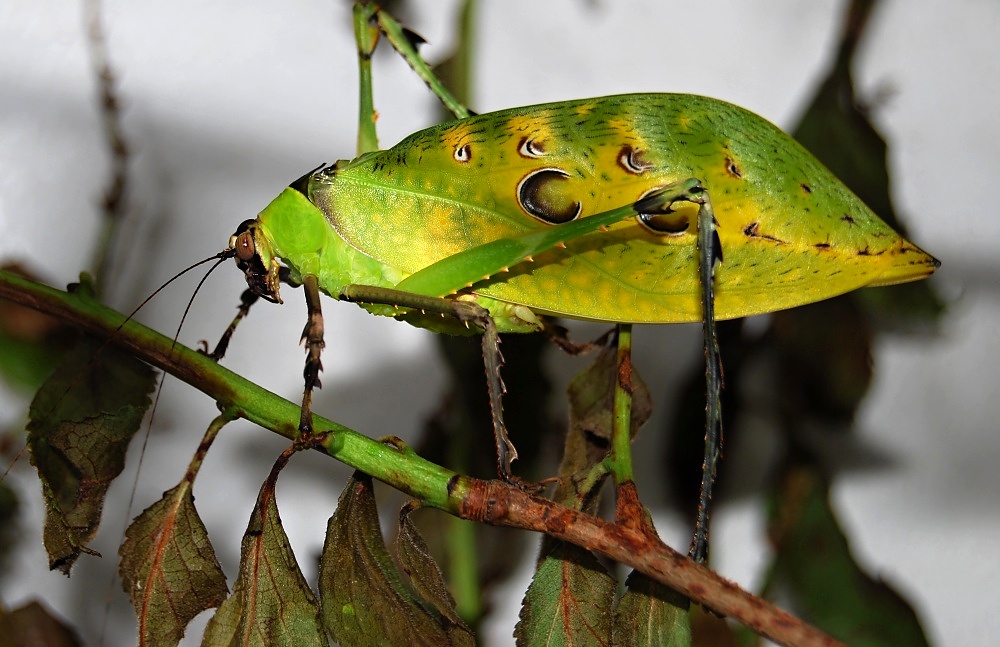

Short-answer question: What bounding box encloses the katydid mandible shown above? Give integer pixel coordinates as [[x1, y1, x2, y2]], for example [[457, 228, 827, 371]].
[[219, 10, 938, 564]]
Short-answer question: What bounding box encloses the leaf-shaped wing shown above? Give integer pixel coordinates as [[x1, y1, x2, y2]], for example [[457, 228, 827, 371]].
[[312, 94, 937, 323]]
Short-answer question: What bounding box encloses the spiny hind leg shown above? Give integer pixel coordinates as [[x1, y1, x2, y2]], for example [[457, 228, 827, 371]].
[[451, 301, 517, 481], [690, 188, 723, 564]]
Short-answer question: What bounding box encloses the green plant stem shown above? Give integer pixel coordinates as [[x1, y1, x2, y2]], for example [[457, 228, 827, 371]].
[[1, 270, 456, 507], [444, 390, 483, 625], [353, 2, 380, 155], [608, 324, 635, 484], [0, 269, 842, 647]]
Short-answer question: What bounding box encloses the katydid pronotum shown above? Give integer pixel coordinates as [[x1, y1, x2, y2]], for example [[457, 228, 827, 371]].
[[206, 4, 939, 563]]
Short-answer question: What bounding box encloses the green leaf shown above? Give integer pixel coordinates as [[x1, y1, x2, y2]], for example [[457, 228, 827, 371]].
[[612, 571, 691, 647], [319, 472, 471, 647], [119, 481, 228, 647], [26, 337, 155, 572], [766, 467, 930, 647], [514, 542, 616, 647], [202, 465, 325, 647]]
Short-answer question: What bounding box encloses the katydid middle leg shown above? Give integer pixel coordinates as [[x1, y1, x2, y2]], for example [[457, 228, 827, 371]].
[[204, 263, 324, 437], [338, 284, 517, 480], [297, 274, 326, 436]]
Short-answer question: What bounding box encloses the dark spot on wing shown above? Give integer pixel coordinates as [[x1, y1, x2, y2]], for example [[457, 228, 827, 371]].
[[725, 156, 743, 179], [743, 221, 786, 244], [517, 137, 545, 158]]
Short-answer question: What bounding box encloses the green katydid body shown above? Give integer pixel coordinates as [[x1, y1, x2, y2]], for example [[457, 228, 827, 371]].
[[233, 93, 938, 333]]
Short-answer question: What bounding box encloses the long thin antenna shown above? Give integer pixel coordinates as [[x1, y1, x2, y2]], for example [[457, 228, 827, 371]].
[[116, 249, 235, 333], [98, 248, 234, 645], [117, 251, 234, 543], [169, 253, 233, 349]]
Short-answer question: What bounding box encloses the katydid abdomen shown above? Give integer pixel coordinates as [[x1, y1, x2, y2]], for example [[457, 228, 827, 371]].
[[240, 93, 938, 330]]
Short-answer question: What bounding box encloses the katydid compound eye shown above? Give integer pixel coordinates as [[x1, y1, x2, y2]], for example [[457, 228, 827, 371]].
[[234, 231, 256, 261]]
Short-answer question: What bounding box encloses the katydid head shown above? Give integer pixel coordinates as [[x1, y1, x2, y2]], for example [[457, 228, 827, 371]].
[[230, 219, 283, 304]]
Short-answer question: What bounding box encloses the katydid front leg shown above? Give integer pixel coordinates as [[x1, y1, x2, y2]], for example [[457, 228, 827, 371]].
[[212, 280, 324, 435], [206, 288, 258, 361], [207, 266, 295, 362], [227, 220, 325, 436]]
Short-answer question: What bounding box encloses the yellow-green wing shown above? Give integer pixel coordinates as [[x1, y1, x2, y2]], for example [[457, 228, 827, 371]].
[[308, 93, 937, 324]]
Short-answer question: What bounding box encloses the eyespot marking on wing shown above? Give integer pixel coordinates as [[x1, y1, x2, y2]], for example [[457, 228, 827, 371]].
[[617, 145, 654, 175], [517, 168, 582, 224], [518, 137, 547, 158], [454, 143, 472, 163]]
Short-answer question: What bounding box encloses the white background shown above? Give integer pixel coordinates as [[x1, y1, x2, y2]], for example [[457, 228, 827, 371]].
[[1, 1, 998, 645]]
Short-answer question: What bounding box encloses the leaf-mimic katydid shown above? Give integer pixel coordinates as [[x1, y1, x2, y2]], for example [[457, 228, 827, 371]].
[[187, 2, 939, 566], [225, 91, 937, 554]]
